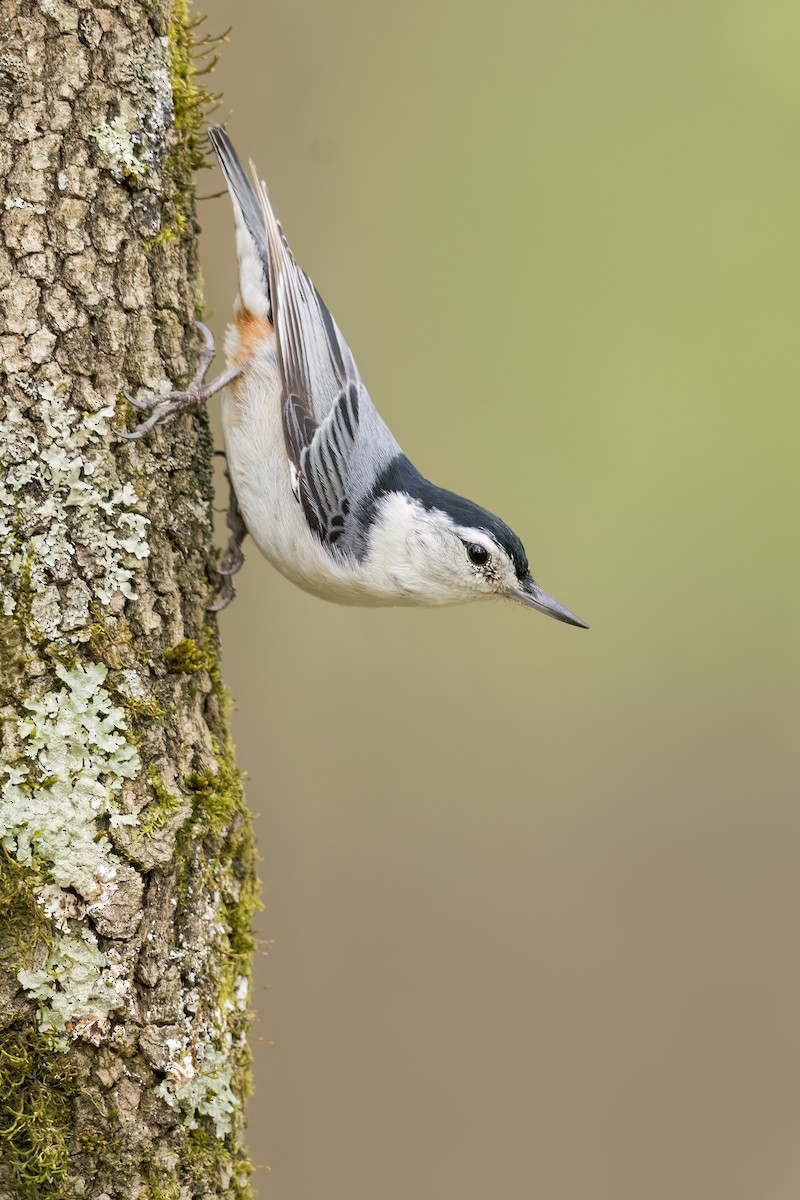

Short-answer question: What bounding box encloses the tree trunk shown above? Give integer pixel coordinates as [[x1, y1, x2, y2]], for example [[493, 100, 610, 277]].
[[0, 2, 256, 1197]]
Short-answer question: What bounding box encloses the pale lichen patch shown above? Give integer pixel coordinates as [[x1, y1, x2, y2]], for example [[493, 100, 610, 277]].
[[39, 0, 79, 34], [156, 1030, 241, 1140], [37, 882, 86, 929], [0, 661, 141, 907], [3, 196, 46, 215], [0, 383, 150, 611], [17, 928, 130, 1047], [91, 116, 151, 183], [90, 41, 174, 188]]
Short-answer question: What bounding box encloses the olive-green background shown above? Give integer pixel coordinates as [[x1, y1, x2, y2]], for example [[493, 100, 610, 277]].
[[196, 2, 799, 1197]]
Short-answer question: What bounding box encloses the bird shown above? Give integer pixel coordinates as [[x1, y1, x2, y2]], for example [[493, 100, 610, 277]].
[[120, 126, 587, 627]]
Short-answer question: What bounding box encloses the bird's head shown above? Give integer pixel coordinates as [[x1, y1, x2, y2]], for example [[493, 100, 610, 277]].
[[367, 471, 587, 626]]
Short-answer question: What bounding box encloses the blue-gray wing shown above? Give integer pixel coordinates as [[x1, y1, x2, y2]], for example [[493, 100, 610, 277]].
[[243, 145, 401, 549], [296, 382, 360, 549]]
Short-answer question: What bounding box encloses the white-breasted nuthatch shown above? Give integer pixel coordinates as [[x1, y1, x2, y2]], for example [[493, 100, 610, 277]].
[[121, 127, 587, 627]]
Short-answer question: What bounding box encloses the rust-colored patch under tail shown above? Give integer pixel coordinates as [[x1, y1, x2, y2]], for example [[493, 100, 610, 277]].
[[232, 308, 274, 367]]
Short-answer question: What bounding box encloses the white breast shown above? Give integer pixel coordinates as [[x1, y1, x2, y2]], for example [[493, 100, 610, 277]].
[[221, 324, 393, 605]]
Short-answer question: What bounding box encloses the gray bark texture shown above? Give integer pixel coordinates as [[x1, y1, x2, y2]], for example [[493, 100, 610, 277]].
[[0, 1, 257, 1197]]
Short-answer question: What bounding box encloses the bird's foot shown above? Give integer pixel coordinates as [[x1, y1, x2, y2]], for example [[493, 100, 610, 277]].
[[116, 321, 241, 440], [208, 460, 248, 612]]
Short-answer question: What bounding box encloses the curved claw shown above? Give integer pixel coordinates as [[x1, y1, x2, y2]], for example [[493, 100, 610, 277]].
[[123, 388, 152, 411], [114, 426, 145, 440], [114, 407, 168, 441], [194, 320, 215, 353], [193, 320, 215, 385]]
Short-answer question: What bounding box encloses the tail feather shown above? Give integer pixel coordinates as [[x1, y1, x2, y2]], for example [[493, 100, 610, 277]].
[[208, 126, 272, 321], [208, 125, 359, 429]]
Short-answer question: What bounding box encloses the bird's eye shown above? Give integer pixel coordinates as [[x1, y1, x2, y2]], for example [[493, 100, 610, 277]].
[[466, 543, 490, 567]]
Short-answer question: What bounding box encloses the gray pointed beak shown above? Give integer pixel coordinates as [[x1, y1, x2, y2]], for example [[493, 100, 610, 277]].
[[511, 576, 588, 628]]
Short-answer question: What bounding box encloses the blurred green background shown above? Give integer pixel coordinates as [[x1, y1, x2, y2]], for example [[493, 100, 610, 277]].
[[196, 2, 800, 1197]]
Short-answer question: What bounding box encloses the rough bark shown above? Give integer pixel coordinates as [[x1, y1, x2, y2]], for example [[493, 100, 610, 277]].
[[0, 2, 256, 1197]]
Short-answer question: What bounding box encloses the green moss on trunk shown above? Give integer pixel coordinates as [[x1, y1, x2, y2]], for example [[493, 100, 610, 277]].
[[148, 0, 226, 248], [0, 1029, 80, 1199]]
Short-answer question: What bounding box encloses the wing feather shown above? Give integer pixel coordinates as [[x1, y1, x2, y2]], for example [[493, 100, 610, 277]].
[[298, 384, 361, 550], [231, 145, 396, 550], [251, 171, 313, 402]]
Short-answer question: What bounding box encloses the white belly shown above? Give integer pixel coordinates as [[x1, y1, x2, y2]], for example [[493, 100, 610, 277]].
[[221, 332, 388, 605]]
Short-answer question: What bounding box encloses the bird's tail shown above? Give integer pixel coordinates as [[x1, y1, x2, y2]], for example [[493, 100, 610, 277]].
[[208, 126, 273, 322]]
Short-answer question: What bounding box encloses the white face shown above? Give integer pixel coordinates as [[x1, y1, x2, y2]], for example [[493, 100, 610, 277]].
[[365, 494, 524, 606], [436, 522, 523, 603]]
